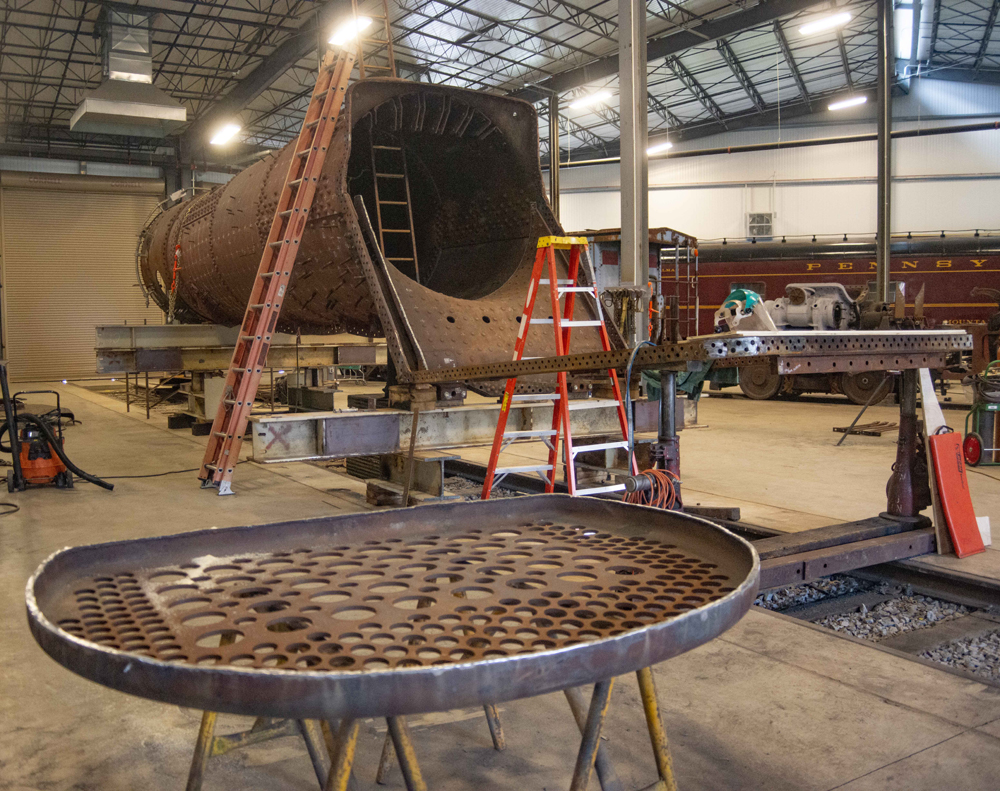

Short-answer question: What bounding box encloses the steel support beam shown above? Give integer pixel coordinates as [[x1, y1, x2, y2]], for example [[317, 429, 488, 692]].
[[909, 0, 923, 72], [620, 0, 649, 344], [717, 39, 765, 111], [922, 67, 1000, 85], [837, 29, 855, 92], [510, 0, 832, 102], [773, 22, 812, 111], [647, 92, 682, 127], [929, 0, 941, 65], [549, 93, 560, 220], [667, 56, 726, 121], [974, 0, 1000, 73], [876, 0, 893, 304]]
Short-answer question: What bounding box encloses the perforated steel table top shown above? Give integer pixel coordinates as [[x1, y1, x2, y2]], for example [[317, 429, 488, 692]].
[[27, 496, 758, 720]]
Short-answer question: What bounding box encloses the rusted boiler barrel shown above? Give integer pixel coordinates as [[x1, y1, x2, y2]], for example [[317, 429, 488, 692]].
[[139, 79, 617, 383]]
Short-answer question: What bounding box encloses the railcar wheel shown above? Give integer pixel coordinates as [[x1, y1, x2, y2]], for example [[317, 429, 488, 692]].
[[840, 371, 889, 406], [739, 366, 783, 400]]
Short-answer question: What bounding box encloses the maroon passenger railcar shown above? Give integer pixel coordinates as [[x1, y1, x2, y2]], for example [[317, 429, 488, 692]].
[[691, 236, 999, 332]]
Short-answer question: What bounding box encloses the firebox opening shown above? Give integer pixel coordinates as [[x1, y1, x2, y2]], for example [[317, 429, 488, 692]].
[[348, 93, 537, 300]]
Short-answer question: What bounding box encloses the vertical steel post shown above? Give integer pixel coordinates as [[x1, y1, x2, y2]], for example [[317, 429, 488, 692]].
[[876, 0, 893, 304], [619, 0, 649, 343], [909, 0, 922, 72], [886, 368, 920, 517], [548, 93, 560, 221], [657, 368, 682, 506]]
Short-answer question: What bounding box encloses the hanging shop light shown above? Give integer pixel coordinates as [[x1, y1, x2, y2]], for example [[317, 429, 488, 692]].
[[828, 95, 868, 111], [330, 16, 373, 46], [568, 90, 612, 110], [209, 123, 241, 145], [799, 12, 852, 36]]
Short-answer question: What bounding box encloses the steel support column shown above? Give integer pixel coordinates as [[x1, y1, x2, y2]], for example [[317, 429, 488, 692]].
[[549, 93, 561, 221], [876, 0, 893, 304], [909, 0, 923, 73], [619, 0, 649, 344]]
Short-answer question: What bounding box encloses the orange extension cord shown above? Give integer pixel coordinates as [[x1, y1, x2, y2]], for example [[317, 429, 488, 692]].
[[624, 468, 681, 510]]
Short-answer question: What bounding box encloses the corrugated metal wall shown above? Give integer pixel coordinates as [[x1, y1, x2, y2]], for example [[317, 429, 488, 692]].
[[0, 172, 164, 381]]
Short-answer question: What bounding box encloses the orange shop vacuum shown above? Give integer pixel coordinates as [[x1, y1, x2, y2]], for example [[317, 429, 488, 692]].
[[0, 362, 113, 492]]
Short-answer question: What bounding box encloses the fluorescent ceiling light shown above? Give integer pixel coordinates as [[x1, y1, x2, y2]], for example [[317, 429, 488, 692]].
[[210, 123, 241, 145], [896, 7, 914, 61], [647, 141, 674, 155], [828, 95, 867, 111], [330, 16, 373, 46], [568, 90, 612, 110], [799, 12, 851, 36]]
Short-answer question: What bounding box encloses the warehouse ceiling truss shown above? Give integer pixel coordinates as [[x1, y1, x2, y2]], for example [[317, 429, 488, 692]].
[[1, 0, 998, 164]]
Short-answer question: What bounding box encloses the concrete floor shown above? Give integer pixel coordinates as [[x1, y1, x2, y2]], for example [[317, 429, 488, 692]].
[[2, 382, 999, 790]]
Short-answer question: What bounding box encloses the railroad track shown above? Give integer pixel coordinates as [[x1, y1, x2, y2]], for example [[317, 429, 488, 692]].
[[756, 567, 1000, 688], [437, 463, 1000, 686]]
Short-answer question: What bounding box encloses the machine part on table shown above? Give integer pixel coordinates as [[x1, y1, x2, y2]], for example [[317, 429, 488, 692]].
[[713, 289, 777, 333], [27, 495, 758, 721], [138, 80, 622, 395], [886, 369, 931, 519], [738, 365, 783, 400], [765, 283, 856, 331]]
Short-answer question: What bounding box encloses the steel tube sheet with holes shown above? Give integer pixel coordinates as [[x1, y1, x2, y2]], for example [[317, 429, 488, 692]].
[[26, 496, 758, 720]]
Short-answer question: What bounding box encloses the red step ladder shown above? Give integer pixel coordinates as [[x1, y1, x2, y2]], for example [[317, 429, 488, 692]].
[[481, 236, 636, 499], [198, 47, 355, 495]]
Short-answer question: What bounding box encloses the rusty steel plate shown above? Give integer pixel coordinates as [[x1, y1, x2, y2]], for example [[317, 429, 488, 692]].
[[27, 496, 758, 720]]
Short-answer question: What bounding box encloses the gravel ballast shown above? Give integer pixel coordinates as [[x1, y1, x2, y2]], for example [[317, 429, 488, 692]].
[[754, 575, 872, 612], [921, 631, 1000, 683], [816, 594, 970, 642], [442, 476, 522, 500]]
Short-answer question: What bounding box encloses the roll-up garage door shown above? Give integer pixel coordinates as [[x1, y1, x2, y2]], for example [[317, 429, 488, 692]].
[[0, 172, 164, 381]]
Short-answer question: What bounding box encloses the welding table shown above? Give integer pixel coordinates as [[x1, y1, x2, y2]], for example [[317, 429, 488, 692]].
[[27, 496, 758, 791]]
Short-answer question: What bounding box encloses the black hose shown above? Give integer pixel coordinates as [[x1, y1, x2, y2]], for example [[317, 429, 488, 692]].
[[1, 414, 113, 491]]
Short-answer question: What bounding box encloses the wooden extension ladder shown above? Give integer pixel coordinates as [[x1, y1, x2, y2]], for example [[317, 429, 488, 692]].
[[198, 48, 355, 495], [352, 0, 397, 79], [370, 131, 420, 283], [480, 236, 637, 499]]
